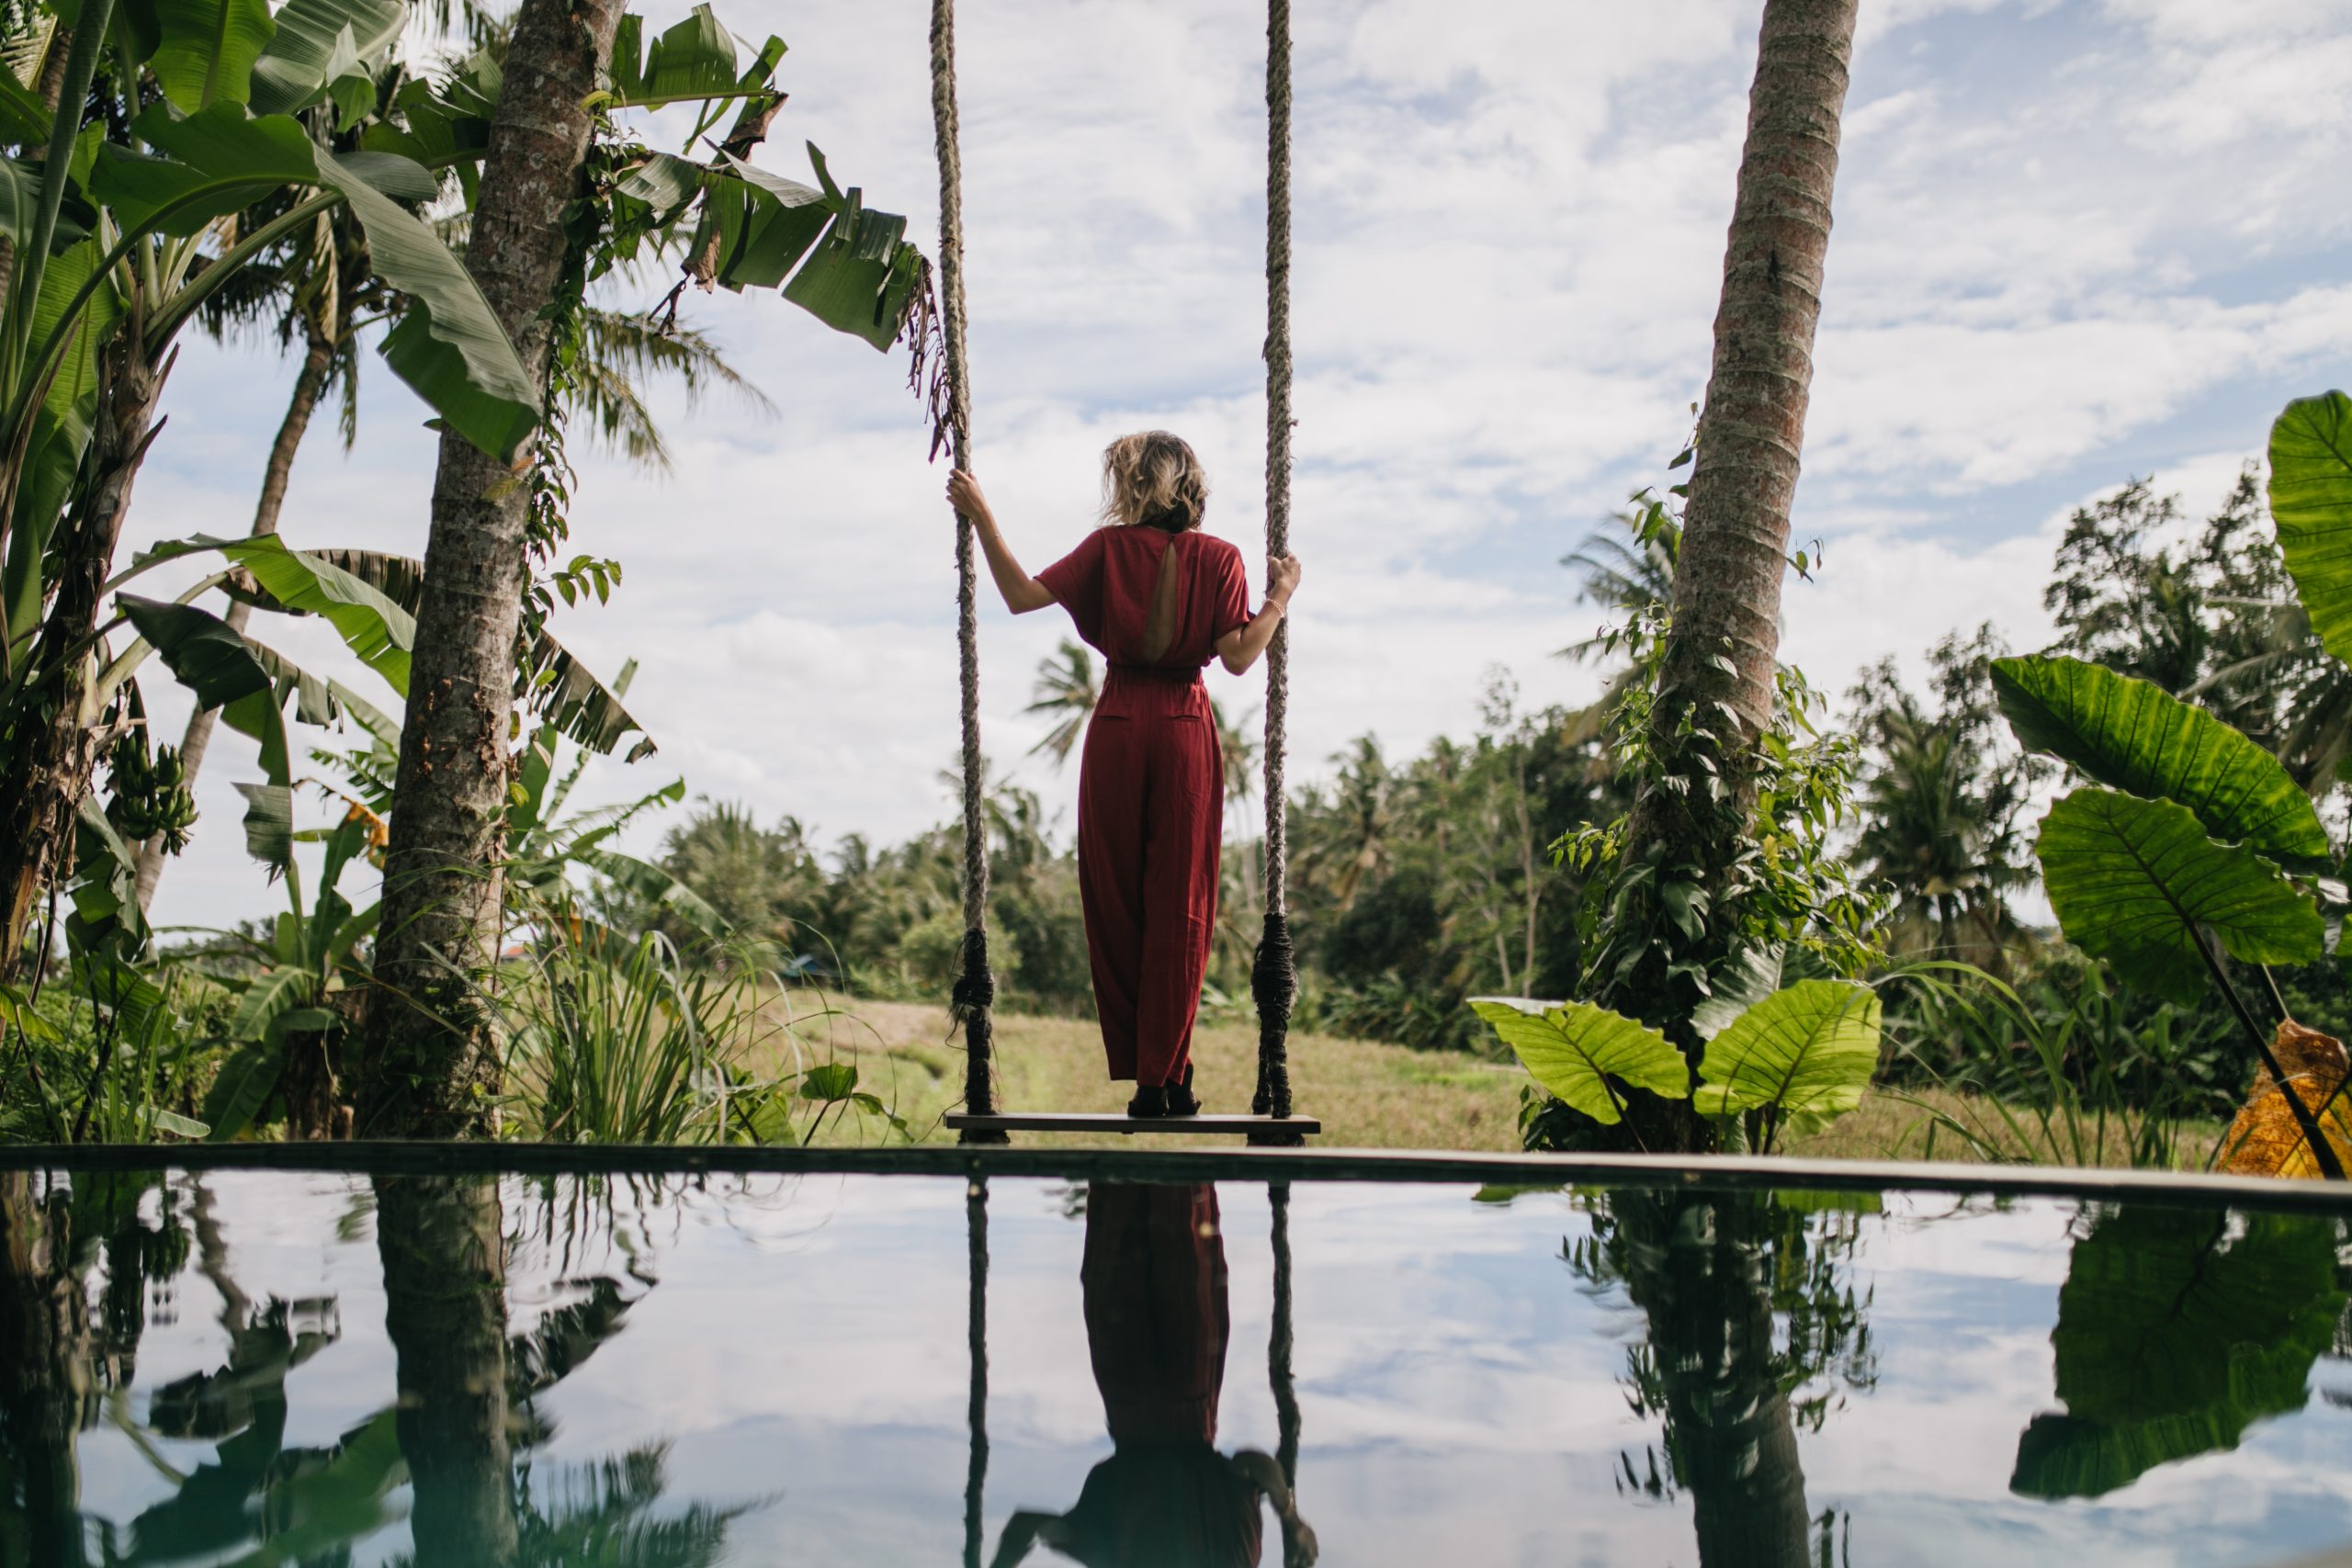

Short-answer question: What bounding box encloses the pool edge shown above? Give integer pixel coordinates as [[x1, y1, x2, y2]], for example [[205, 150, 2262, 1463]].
[[2, 1141, 2348, 1214]]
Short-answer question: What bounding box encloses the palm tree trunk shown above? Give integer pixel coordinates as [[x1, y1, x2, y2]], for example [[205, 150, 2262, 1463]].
[[1615, 1191, 1814, 1568], [132, 327, 334, 912], [352, 0, 626, 1137], [375, 1174, 516, 1565], [0, 326, 164, 976], [1600, 0, 1859, 1150]]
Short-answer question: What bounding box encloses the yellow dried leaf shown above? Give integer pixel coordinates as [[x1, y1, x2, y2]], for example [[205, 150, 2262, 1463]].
[[2222, 1021, 2352, 1179]]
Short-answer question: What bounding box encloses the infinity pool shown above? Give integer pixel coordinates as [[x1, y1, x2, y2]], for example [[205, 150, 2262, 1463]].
[[1, 1163, 2346, 1566]]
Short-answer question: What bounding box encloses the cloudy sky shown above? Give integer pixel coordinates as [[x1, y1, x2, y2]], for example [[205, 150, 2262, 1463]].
[[130, 0, 2352, 931]]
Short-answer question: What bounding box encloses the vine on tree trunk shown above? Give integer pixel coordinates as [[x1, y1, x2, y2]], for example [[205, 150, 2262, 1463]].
[[1524, 446, 1885, 1154]]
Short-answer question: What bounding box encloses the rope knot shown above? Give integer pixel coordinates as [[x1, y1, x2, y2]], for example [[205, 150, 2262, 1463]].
[[1251, 911, 1297, 1119], [950, 925, 996, 1021]]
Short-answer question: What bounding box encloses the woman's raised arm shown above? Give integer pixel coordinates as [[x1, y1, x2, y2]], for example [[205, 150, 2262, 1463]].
[[948, 469, 1057, 615], [1216, 552, 1303, 675]]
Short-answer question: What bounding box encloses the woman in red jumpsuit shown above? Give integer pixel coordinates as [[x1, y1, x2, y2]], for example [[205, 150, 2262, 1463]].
[[948, 433, 1302, 1116]]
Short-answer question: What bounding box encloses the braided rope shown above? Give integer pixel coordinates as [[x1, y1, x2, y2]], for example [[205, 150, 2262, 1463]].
[[1250, 0, 1299, 1135], [932, 0, 1003, 1139], [1269, 1179, 1302, 1487], [963, 1176, 990, 1568]]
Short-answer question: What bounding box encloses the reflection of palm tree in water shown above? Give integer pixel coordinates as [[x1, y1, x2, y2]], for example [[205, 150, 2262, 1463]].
[[991, 1184, 1316, 1568], [1579, 1190, 1876, 1568]]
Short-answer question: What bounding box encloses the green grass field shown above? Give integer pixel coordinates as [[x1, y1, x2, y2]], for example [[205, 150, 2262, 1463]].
[[760, 995, 2221, 1167]]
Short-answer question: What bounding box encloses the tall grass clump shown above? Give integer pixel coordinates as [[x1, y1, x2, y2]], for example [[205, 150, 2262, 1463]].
[[501, 914, 906, 1146], [1880, 962, 2221, 1170]]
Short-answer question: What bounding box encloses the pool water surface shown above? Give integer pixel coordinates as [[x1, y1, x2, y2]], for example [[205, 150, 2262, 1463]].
[[1, 1167, 2346, 1566]]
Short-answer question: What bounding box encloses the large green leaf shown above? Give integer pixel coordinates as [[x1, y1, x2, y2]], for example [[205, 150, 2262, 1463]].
[[1692, 980, 1881, 1120], [200, 1039, 283, 1140], [615, 150, 705, 218], [1470, 998, 1689, 1125], [221, 681, 292, 784], [2010, 1207, 2342, 1498], [2268, 390, 2352, 667], [1992, 654, 2326, 863], [249, 0, 404, 118], [235, 781, 294, 869], [6, 238, 118, 660], [150, 0, 277, 112], [117, 593, 272, 709], [66, 796, 149, 960], [226, 536, 414, 694], [705, 163, 832, 292], [704, 147, 922, 350], [2035, 787, 2322, 1005], [0, 155, 40, 245], [230, 963, 316, 1043]]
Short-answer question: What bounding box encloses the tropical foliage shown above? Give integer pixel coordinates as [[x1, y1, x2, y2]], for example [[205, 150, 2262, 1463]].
[[0, 0, 935, 1149]]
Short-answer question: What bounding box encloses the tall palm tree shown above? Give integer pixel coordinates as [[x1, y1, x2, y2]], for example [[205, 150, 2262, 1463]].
[[1306, 736, 1396, 911], [1851, 709, 2023, 962], [356, 0, 632, 1138], [1601, 0, 1860, 1152], [1024, 638, 1098, 767], [1559, 499, 1679, 662]]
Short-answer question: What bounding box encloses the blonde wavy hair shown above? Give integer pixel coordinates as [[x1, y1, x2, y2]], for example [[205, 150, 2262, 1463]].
[[1099, 430, 1209, 532]]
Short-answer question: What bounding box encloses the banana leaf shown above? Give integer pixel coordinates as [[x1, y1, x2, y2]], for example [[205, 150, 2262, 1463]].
[[90, 104, 537, 458], [224, 536, 415, 694], [149, 0, 277, 113], [610, 5, 736, 102], [117, 594, 272, 709], [275, 546, 651, 757], [248, 0, 405, 120], [199, 1040, 281, 1140], [1470, 998, 1690, 1125], [2035, 786, 2322, 1005], [233, 781, 293, 870], [1993, 654, 2327, 864]]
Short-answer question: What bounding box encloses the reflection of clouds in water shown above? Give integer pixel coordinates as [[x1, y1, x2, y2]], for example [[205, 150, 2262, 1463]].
[[39, 1171, 2352, 1567]]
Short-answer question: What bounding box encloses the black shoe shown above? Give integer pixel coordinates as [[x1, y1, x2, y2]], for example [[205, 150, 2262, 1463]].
[[1126, 1084, 1169, 1118], [1165, 1063, 1201, 1117]]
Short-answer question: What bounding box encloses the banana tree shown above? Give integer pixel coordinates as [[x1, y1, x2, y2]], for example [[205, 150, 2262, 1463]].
[[0, 0, 540, 975], [1985, 406, 2348, 1178]]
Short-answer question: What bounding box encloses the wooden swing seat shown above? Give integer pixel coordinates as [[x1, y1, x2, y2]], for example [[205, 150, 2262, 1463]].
[[945, 1110, 1320, 1137]]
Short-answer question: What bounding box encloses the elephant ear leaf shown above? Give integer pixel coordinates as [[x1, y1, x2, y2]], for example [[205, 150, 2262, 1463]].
[[1991, 655, 2326, 864], [2269, 390, 2352, 668], [2009, 1207, 2343, 1499], [2035, 787, 2322, 1005], [1470, 998, 1689, 1125], [1693, 979, 1881, 1121]]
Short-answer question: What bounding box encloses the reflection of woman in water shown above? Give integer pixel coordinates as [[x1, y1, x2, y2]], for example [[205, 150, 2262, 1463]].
[[990, 1184, 1317, 1568]]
